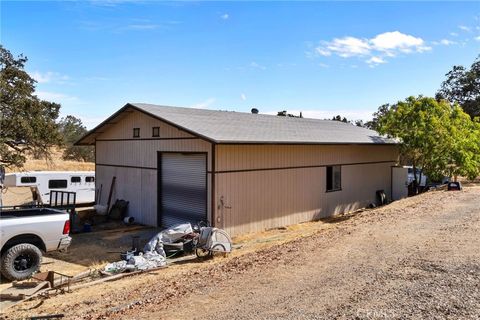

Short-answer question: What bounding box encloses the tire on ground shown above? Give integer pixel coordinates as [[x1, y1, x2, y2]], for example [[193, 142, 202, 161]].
[[0, 243, 42, 281]]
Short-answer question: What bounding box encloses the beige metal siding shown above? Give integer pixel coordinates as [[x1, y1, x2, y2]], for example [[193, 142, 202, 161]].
[[96, 166, 157, 226], [96, 140, 211, 169], [97, 109, 194, 140], [95, 111, 211, 226], [95, 109, 397, 235], [216, 144, 398, 171], [214, 145, 398, 236]]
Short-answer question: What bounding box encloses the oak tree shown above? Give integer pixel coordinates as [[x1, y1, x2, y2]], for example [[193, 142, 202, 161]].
[[58, 115, 94, 162], [376, 96, 480, 185], [0, 46, 62, 168], [437, 55, 480, 119]]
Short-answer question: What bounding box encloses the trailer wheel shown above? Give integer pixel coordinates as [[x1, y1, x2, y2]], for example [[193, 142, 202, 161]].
[[1, 243, 42, 281], [195, 248, 210, 259], [211, 244, 227, 258]]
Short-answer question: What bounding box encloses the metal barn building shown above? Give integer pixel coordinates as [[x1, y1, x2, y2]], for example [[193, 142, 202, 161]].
[[77, 103, 398, 236]]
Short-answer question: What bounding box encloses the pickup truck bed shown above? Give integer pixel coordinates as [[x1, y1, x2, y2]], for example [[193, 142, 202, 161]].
[[0, 207, 67, 218], [0, 207, 72, 280]]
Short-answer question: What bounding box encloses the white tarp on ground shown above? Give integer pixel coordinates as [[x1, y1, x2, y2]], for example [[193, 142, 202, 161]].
[[104, 223, 194, 274], [159, 223, 193, 243], [143, 223, 194, 257], [104, 252, 166, 273]]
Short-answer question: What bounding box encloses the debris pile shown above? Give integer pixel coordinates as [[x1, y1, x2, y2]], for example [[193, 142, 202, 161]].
[[104, 222, 233, 273], [104, 252, 166, 273]]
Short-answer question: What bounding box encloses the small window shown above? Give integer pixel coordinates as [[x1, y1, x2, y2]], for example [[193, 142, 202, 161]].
[[326, 166, 341, 192], [49, 179, 68, 189], [71, 176, 81, 183], [152, 127, 160, 137], [133, 128, 140, 138], [86, 176, 95, 183], [21, 176, 36, 183]]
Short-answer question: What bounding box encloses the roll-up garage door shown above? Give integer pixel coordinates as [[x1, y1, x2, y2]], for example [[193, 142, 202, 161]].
[[159, 153, 207, 227]]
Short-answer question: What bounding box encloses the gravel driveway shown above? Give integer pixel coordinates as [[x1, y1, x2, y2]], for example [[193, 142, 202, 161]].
[[136, 187, 480, 320], [6, 186, 480, 319]]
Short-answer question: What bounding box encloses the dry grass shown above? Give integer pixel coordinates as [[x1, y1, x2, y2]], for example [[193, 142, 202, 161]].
[[5, 148, 94, 173]]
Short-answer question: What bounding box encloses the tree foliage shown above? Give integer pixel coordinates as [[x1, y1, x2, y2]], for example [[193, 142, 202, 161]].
[[58, 115, 94, 162], [0, 46, 62, 168], [436, 55, 480, 119], [377, 96, 480, 182], [332, 115, 348, 123], [446, 107, 480, 180], [331, 115, 367, 127], [277, 110, 303, 118], [364, 104, 390, 130]]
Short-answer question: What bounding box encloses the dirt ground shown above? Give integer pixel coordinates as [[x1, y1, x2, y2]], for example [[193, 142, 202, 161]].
[[3, 185, 479, 319]]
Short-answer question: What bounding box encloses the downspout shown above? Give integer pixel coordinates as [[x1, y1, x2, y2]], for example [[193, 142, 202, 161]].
[[94, 138, 97, 204], [211, 143, 216, 227]]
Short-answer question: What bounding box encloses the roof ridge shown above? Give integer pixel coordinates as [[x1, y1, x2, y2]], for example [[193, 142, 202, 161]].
[[76, 102, 397, 146], [130, 102, 343, 123]]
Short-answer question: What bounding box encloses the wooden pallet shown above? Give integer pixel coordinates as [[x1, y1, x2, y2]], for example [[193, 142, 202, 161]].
[[0, 280, 50, 312]]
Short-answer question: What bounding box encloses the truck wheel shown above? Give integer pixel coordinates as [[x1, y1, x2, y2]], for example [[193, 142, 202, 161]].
[[1, 244, 42, 281]]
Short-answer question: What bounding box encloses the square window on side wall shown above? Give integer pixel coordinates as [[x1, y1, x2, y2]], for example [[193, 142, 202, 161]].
[[133, 128, 140, 138], [326, 165, 341, 192], [152, 127, 160, 137]]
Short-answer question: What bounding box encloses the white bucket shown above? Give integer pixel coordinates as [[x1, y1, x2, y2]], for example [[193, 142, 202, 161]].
[[123, 216, 135, 224]]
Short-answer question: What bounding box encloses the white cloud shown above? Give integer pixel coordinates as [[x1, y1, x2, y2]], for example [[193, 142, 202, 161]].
[[74, 115, 108, 130], [32, 71, 51, 83], [80, 18, 181, 33], [313, 31, 431, 66], [459, 25, 471, 32], [35, 91, 78, 103], [370, 31, 429, 53], [324, 36, 371, 58], [440, 39, 456, 46], [240, 93, 247, 101], [315, 48, 332, 56], [366, 56, 386, 66], [318, 63, 329, 68], [432, 39, 458, 46], [250, 61, 266, 70], [190, 98, 216, 109], [125, 24, 159, 30], [31, 71, 69, 84], [450, 32, 459, 37], [220, 13, 229, 20], [475, 36, 480, 42]]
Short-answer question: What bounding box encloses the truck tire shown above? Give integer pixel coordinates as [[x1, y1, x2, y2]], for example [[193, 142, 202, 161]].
[[1, 243, 42, 281]]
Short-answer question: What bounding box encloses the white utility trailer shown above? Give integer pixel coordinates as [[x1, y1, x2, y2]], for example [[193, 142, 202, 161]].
[[391, 166, 409, 201], [4, 171, 95, 205], [391, 166, 428, 201]]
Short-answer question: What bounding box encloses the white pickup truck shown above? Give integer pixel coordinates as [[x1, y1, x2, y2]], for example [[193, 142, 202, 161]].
[[0, 207, 72, 280]]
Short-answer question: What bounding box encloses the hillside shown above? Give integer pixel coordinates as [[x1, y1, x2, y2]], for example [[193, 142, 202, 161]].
[[4, 148, 95, 173]]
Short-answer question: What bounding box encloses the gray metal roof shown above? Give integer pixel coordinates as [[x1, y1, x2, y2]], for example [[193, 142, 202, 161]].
[[76, 103, 397, 145]]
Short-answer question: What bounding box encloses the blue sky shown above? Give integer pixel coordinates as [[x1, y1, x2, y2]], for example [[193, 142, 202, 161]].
[[2, 1, 479, 128]]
